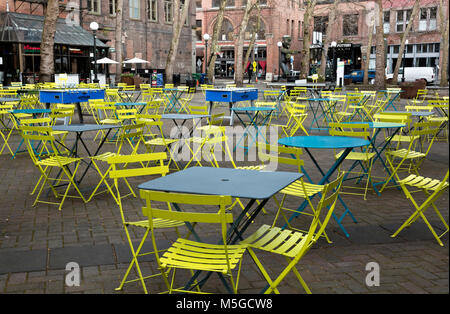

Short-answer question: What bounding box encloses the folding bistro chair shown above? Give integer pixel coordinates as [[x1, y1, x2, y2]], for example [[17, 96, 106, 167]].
[[391, 170, 449, 246], [139, 190, 247, 294], [379, 121, 442, 193], [329, 122, 376, 200], [20, 125, 86, 210], [240, 173, 344, 294], [110, 152, 187, 293], [256, 142, 334, 243]]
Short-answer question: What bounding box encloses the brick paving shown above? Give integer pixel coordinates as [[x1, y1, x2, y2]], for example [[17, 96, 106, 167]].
[[0, 82, 448, 295]]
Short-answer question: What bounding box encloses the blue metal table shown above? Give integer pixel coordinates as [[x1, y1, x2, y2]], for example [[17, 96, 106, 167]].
[[278, 135, 370, 238], [39, 89, 105, 123], [205, 88, 258, 126], [231, 106, 275, 154], [378, 90, 403, 111], [163, 88, 186, 113], [138, 166, 302, 293], [52, 124, 121, 185]]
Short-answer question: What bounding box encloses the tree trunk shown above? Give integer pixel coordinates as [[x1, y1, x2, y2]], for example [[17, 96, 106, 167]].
[[300, 0, 316, 79], [319, 0, 339, 78], [207, 0, 228, 84], [165, 0, 191, 84], [115, 0, 124, 83], [235, 0, 257, 87], [439, 0, 449, 87], [393, 0, 420, 83], [374, 0, 385, 89], [363, 18, 374, 85], [39, 0, 60, 83]]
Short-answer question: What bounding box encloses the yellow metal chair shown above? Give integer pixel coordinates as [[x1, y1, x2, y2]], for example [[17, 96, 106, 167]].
[[0, 102, 16, 156], [140, 190, 247, 294], [87, 122, 148, 202], [426, 99, 449, 142], [391, 170, 449, 246], [379, 121, 442, 193], [240, 173, 344, 294], [329, 122, 376, 200], [178, 87, 196, 113], [20, 125, 86, 210], [109, 152, 186, 293], [138, 114, 181, 171], [256, 141, 333, 243]]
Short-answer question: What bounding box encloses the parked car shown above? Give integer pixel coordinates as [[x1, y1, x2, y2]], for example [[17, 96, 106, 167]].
[[344, 70, 376, 84], [386, 67, 435, 84]]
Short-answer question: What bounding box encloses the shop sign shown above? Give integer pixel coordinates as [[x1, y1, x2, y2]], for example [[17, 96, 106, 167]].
[[24, 44, 40, 54]]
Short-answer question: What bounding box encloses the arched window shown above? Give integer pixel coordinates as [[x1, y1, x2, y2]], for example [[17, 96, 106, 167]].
[[218, 18, 234, 41], [245, 16, 266, 40]]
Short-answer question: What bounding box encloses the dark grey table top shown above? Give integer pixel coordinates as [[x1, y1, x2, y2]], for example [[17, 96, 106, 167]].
[[138, 166, 302, 200]]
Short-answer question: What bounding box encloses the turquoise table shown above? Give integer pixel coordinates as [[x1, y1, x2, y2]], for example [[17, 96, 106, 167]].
[[378, 90, 403, 111], [138, 166, 302, 293], [163, 88, 186, 113], [279, 135, 370, 238], [231, 106, 275, 154], [52, 124, 121, 185]]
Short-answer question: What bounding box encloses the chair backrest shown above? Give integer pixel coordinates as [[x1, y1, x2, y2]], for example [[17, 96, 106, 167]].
[[256, 142, 304, 172], [116, 108, 138, 123], [20, 125, 59, 163], [329, 122, 371, 138], [140, 189, 234, 259], [409, 121, 442, 154], [117, 122, 146, 154], [189, 103, 209, 115]]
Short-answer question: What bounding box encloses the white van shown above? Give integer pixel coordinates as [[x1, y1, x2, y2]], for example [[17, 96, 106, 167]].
[[386, 67, 435, 84]]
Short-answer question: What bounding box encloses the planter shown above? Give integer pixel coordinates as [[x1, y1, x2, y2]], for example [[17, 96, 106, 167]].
[[400, 79, 426, 99], [120, 75, 134, 85]]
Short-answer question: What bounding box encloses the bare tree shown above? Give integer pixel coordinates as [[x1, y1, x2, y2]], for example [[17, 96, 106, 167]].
[[438, 0, 449, 86], [235, 0, 259, 87], [39, 0, 60, 82], [115, 0, 124, 83], [165, 0, 192, 84], [392, 0, 420, 83], [374, 0, 385, 89], [363, 16, 375, 85], [318, 0, 340, 79], [300, 0, 317, 79], [207, 0, 228, 84]]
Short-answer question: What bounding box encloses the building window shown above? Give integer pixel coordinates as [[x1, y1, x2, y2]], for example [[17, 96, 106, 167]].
[[109, 0, 117, 15], [343, 14, 358, 36], [196, 19, 202, 41], [148, 0, 158, 21], [383, 11, 390, 33], [88, 0, 101, 14], [129, 0, 140, 19], [419, 7, 437, 31], [164, 0, 173, 23], [196, 0, 202, 8], [396, 10, 411, 33], [214, 0, 234, 7], [298, 20, 302, 38], [314, 15, 328, 34]]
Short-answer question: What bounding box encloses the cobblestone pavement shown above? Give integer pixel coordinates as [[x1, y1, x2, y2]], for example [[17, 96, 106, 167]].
[[0, 83, 448, 295]]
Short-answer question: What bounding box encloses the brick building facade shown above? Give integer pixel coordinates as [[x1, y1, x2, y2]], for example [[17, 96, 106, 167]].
[[195, 0, 449, 81], [0, 0, 197, 84]]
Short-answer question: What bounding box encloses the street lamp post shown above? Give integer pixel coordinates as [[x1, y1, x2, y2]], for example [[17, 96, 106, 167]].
[[277, 41, 282, 81], [330, 41, 337, 82], [203, 33, 210, 76], [90, 21, 99, 84], [402, 39, 408, 83]]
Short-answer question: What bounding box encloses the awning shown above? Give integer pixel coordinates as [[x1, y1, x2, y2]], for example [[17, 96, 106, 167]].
[[0, 12, 108, 48]]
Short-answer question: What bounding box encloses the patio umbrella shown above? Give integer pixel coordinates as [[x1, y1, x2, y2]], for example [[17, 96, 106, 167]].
[[94, 57, 119, 64], [123, 57, 150, 75], [92, 57, 119, 84]]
